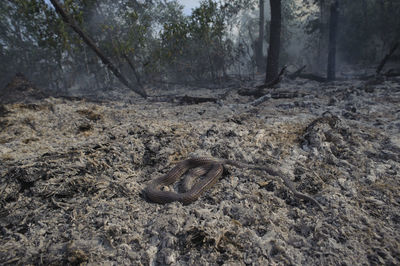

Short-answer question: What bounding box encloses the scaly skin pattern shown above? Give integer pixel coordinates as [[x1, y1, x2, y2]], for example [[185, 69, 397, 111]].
[[144, 158, 223, 204], [144, 157, 322, 210]]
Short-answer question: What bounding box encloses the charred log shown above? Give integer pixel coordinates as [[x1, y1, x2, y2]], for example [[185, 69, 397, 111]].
[[238, 66, 286, 97], [288, 65, 306, 80], [298, 73, 327, 82], [177, 95, 218, 105]]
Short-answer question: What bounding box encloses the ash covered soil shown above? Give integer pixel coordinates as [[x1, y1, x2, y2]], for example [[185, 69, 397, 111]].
[[0, 75, 400, 265]]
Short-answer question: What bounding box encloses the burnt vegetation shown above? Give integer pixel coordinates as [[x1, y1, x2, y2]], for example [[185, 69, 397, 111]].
[[0, 0, 399, 96], [1, 0, 400, 265]]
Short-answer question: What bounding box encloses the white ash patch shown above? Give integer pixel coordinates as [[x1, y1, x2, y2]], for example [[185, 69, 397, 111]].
[[0, 78, 399, 265]]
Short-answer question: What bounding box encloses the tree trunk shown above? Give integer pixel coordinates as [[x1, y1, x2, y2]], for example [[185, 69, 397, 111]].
[[327, 1, 339, 81], [122, 53, 143, 87], [317, 0, 330, 72], [361, 0, 368, 27], [256, 0, 265, 72], [378, 0, 389, 54], [265, 0, 281, 83], [48, 0, 147, 98]]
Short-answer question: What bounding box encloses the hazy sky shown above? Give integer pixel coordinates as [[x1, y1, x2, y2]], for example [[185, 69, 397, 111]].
[[44, 0, 201, 15], [179, 0, 201, 15]]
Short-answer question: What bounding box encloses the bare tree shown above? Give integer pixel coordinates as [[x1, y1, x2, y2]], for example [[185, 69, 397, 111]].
[[256, 0, 265, 72], [48, 0, 147, 98], [317, 0, 331, 71], [327, 0, 339, 81], [265, 0, 281, 83]]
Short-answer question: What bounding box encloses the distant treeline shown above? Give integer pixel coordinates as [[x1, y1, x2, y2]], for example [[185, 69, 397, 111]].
[[0, 0, 399, 90]]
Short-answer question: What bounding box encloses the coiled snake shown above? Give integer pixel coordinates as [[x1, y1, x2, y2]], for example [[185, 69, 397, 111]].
[[144, 157, 322, 210]]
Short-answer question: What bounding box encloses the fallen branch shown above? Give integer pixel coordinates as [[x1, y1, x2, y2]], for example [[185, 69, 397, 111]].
[[176, 95, 218, 105], [238, 66, 286, 97], [385, 70, 400, 77], [49, 0, 147, 98], [298, 73, 327, 82], [147, 94, 223, 105], [251, 93, 271, 106], [256, 66, 287, 89], [288, 65, 306, 79], [356, 69, 400, 81]]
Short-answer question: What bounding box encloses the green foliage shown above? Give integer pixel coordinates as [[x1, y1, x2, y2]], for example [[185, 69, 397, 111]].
[[0, 0, 71, 87], [2, 0, 398, 90], [159, 0, 234, 81]]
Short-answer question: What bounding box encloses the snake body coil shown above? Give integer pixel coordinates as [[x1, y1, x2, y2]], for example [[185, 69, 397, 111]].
[[144, 158, 224, 205], [144, 157, 323, 210]]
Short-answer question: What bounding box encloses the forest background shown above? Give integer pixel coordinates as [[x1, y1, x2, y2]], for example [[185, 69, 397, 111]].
[[1, 0, 399, 93]]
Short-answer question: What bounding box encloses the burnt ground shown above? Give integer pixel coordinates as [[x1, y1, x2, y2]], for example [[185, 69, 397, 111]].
[[0, 74, 400, 265]]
